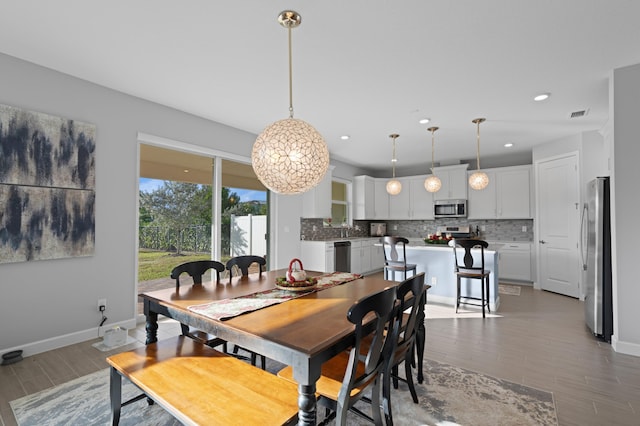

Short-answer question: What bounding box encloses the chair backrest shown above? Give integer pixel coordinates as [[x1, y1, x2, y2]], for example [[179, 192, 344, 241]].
[[225, 255, 266, 278], [380, 236, 409, 265], [389, 272, 425, 368], [452, 238, 489, 274], [171, 260, 225, 290], [340, 286, 397, 406]]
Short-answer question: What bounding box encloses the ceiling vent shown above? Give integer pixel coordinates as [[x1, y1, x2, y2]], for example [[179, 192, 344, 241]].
[[569, 108, 589, 119]]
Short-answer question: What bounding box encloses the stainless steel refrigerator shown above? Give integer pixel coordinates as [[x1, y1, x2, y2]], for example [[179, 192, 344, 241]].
[[582, 177, 613, 342]]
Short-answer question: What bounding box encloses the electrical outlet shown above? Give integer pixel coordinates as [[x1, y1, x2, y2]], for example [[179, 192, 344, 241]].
[[522, 225, 527, 232], [480, 225, 486, 232], [98, 298, 107, 311], [423, 225, 427, 231], [393, 225, 398, 231], [431, 276, 437, 286]]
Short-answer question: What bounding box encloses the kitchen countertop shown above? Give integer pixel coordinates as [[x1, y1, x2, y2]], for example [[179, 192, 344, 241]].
[[301, 237, 379, 243]]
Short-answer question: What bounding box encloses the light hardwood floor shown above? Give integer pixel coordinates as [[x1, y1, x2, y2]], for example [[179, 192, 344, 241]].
[[1, 278, 639, 425]]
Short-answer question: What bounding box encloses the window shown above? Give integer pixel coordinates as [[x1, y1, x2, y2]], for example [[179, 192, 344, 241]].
[[331, 180, 351, 226]]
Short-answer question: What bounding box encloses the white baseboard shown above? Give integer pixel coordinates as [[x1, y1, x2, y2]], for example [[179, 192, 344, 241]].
[[3, 318, 137, 358], [611, 334, 640, 357]]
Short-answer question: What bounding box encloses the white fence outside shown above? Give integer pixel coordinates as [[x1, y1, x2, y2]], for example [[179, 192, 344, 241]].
[[230, 214, 267, 257]]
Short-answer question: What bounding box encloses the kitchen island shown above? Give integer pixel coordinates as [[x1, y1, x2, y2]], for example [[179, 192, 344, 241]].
[[383, 240, 501, 311]]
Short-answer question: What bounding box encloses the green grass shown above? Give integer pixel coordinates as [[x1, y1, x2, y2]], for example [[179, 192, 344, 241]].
[[138, 250, 230, 281]]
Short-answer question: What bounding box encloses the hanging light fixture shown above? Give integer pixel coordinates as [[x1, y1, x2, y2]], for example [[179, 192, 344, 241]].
[[251, 10, 330, 195], [469, 118, 489, 190], [424, 126, 442, 193], [386, 134, 402, 195]]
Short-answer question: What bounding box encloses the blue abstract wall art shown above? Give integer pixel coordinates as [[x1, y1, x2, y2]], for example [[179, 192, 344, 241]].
[[0, 104, 96, 263]]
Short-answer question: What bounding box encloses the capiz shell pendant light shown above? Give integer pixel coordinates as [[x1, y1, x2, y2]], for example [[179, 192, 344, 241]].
[[469, 118, 489, 190], [386, 134, 402, 195], [424, 126, 442, 193], [252, 10, 330, 195]]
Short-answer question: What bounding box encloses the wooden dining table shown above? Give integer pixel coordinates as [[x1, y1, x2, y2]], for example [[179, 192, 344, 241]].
[[140, 269, 426, 425]]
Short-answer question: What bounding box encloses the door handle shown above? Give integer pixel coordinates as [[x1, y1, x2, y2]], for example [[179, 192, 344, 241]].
[[539, 240, 547, 244]]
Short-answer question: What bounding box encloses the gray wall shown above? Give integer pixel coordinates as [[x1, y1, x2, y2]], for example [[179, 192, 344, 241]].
[[611, 63, 640, 355], [0, 53, 257, 355]]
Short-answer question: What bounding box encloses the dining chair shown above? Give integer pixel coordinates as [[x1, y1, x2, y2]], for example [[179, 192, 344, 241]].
[[452, 238, 491, 318], [171, 261, 228, 351], [381, 272, 425, 425], [224, 255, 268, 369], [225, 255, 266, 278], [380, 236, 417, 281], [277, 286, 398, 425]]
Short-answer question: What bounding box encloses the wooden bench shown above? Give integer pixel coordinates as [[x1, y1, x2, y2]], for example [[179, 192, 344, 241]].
[[106, 336, 300, 426]]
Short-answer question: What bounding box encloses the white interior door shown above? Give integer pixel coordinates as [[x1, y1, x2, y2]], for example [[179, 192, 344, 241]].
[[536, 153, 580, 298]]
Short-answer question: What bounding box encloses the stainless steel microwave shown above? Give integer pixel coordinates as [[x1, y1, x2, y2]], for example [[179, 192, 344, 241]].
[[434, 199, 467, 218]]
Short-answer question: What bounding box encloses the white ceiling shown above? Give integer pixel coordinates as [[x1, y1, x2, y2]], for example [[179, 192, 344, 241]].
[[1, 1, 639, 174]]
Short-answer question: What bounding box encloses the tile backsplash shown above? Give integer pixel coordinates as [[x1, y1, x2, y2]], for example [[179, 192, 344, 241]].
[[301, 218, 533, 242]]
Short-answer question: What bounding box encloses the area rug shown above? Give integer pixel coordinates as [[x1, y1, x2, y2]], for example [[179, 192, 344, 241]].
[[499, 283, 522, 296], [11, 358, 557, 426]]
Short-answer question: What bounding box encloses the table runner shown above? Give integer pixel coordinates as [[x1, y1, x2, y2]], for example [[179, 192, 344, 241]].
[[188, 272, 361, 321]]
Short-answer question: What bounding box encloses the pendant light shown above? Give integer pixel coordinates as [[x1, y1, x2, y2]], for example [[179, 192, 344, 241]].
[[424, 126, 442, 193], [468, 118, 489, 190], [251, 10, 330, 195], [386, 134, 402, 195]]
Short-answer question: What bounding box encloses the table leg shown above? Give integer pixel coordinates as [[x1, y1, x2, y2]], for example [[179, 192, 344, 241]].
[[145, 311, 158, 345], [297, 384, 317, 426], [416, 290, 427, 383], [110, 367, 122, 426]]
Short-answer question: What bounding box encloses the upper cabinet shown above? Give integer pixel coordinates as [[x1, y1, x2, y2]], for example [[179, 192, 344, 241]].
[[468, 165, 533, 219], [302, 166, 333, 218], [353, 175, 375, 220], [373, 179, 390, 219], [397, 176, 434, 220], [354, 175, 389, 220], [387, 177, 411, 219], [355, 175, 433, 220], [410, 176, 435, 220], [432, 164, 469, 200]]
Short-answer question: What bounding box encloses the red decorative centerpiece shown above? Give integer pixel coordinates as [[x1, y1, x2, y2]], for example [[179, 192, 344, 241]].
[[424, 233, 454, 245], [286, 258, 307, 283], [276, 258, 318, 291]]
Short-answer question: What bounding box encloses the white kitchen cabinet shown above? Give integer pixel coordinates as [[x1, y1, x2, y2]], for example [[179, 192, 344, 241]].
[[497, 242, 532, 282], [370, 241, 385, 271], [373, 179, 390, 219], [381, 176, 434, 220], [409, 176, 434, 220], [301, 166, 333, 218], [468, 170, 497, 218], [301, 241, 334, 273], [432, 164, 469, 200], [468, 165, 532, 219], [353, 175, 375, 220], [303, 239, 381, 275], [351, 240, 374, 274], [354, 175, 390, 220], [350, 240, 362, 274], [496, 166, 532, 218], [388, 177, 412, 219]]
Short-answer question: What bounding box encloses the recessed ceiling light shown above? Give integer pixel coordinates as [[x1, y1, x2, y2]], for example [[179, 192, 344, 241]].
[[340, 135, 350, 140], [419, 118, 431, 124], [504, 143, 514, 148], [534, 93, 550, 101], [184, 169, 189, 173]]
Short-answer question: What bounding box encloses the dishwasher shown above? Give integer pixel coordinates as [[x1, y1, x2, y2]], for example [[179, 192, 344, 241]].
[[334, 241, 351, 272]]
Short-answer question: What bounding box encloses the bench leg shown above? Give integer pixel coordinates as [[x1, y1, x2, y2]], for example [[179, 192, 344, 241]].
[[110, 367, 122, 426]]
